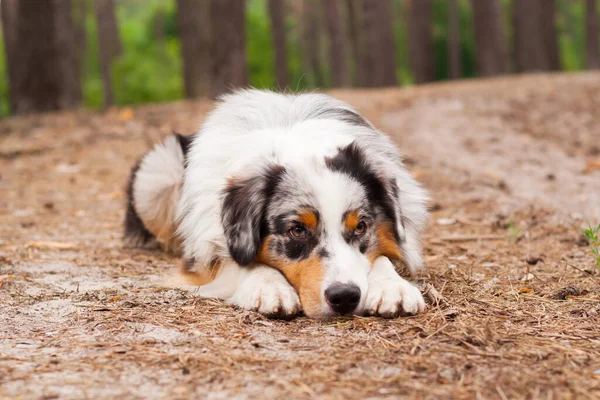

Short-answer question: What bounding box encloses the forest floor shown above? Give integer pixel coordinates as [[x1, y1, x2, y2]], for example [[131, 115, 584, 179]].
[[1, 72, 600, 400]]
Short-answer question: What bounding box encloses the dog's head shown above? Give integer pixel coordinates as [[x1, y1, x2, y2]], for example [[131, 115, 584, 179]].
[[221, 141, 406, 318]]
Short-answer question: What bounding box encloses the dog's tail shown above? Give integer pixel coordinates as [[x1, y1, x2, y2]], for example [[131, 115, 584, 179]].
[[123, 134, 193, 253]]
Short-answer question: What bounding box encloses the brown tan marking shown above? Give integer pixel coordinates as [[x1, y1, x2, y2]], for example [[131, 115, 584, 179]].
[[344, 211, 360, 231], [367, 222, 403, 264], [298, 210, 318, 230], [256, 237, 325, 317], [178, 258, 222, 286]]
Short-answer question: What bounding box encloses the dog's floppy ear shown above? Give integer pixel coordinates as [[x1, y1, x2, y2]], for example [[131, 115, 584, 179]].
[[221, 164, 286, 266], [326, 142, 404, 258]]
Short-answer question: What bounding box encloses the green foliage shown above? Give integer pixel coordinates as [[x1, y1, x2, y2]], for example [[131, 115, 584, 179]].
[[247, 0, 276, 89], [506, 220, 521, 243], [79, 0, 182, 108], [431, 0, 476, 81], [581, 224, 600, 269], [393, 0, 413, 85], [110, 0, 182, 106], [557, 0, 585, 71]]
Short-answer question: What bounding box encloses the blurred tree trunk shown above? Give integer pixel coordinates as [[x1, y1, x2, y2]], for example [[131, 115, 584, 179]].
[[512, 0, 560, 72], [471, 0, 508, 76], [177, 0, 211, 98], [10, 0, 80, 114], [541, 0, 560, 71], [1, 0, 19, 112], [301, 0, 324, 88], [362, 0, 397, 87], [210, 0, 247, 97], [268, 0, 289, 89], [94, 0, 122, 106], [324, 0, 349, 87], [408, 0, 434, 83], [72, 0, 87, 104], [585, 0, 600, 69], [346, 0, 363, 86], [448, 0, 461, 79]]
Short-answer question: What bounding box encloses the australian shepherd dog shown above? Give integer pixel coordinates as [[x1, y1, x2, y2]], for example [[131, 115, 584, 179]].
[[124, 90, 429, 319]]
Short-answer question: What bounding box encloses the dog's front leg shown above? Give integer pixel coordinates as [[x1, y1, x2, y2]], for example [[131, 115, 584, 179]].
[[360, 256, 426, 318], [223, 263, 301, 320]]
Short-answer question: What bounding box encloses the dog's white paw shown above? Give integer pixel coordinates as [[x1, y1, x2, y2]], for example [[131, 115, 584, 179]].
[[228, 266, 301, 320], [360, 257, 426, 318], [363, 277, 426, 318]]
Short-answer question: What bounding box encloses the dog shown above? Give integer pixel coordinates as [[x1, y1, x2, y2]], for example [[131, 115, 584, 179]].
[[124, 89, 429, 319]]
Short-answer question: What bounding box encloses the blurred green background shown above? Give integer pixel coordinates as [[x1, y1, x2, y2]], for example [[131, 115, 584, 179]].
[[0, 0, 591, 116]]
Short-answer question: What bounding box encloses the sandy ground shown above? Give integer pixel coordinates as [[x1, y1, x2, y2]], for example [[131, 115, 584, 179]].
[[1, 73, 599, 400]]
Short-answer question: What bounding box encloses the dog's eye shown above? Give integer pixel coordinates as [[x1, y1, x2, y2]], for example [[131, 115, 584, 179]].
[[289, 225, 308, 240], [354, 221, 367, 236]]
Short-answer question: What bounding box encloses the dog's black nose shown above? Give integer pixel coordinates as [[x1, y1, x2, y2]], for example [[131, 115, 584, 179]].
[[325, 283, 361, 315]]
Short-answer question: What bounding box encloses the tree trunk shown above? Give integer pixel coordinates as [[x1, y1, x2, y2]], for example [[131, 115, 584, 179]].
[[95, 0, 122, 106], [540, 0, 561, 71], [346, 0, 363, 86], [512, 0, 560, 72], [362, 0, 397, 87], [585, 0, 600, 69], [407, 0, 435, 83], [11, 0, 80, 114], [210, 0, 247, 97], [1, 0, 19, 112], [177, 0, 211, 98], [448, 0, 462, 79], [268, 0, 289, 89], [72, 0, 87, 104], [324, 0, 349, 87], [471, 0, 508, 76], [301, 0, 324, 88]]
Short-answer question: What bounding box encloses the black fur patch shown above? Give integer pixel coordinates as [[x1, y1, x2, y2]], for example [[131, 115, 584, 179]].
[[221, 164, 286, 266], [359, 242, 368, 254], [269, 211, 320, 261], [283, 238, 315, 260], [318, 248, 330, 258], [175, 133, 194, 163], [123, 161, 155, 246], [326, 142, 400, 242]]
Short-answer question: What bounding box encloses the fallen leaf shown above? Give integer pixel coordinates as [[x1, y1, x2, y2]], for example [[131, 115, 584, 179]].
[[0, 274, 16, 288], [118, 108, 134, 121], [583, 158, 600, 173], [437, 218, 457, 226], [26, 241, 76, 250], [517, 287, 533, 294]]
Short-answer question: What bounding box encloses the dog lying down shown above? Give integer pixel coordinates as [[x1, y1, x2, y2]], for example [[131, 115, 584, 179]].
[[124, 89, 429, 319]]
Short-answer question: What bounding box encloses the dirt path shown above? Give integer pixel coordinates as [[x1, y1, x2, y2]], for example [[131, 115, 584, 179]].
[[1, 73, 599, 399]]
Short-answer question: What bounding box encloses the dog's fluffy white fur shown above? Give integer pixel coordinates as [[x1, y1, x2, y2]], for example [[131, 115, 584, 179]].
[[125, 89, 429, 319]]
